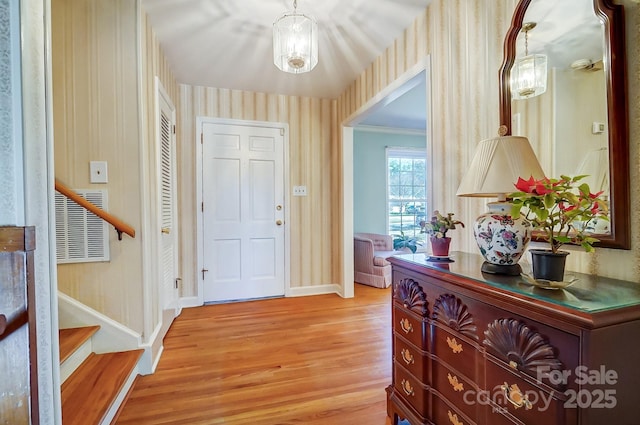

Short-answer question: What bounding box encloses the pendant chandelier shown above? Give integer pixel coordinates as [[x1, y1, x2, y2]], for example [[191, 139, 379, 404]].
[[511, 22, 547, 100], [273, 0, 318, 74]]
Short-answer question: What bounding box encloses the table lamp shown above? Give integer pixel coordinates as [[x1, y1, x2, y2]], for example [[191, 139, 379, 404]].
[[456, 133, 545, 275]]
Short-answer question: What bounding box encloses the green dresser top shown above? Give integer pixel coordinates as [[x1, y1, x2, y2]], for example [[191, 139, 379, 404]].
[[390, 251, 640, 314]]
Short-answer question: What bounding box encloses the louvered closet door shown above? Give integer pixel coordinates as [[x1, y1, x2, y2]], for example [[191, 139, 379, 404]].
[[159, 89, 179, 317]]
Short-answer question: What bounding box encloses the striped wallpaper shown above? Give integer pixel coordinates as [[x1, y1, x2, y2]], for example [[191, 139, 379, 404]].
[[52, 0, 639, 329]]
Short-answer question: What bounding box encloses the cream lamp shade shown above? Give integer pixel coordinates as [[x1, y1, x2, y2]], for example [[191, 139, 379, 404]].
[[456, 136, 545, 199], [457, 135, 545, 275]]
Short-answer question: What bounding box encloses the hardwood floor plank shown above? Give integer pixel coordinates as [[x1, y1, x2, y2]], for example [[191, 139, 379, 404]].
[[116, 284, 395, 425]]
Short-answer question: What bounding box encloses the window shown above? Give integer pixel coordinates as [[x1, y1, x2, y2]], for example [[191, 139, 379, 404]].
[[387, 148, 427, 245]]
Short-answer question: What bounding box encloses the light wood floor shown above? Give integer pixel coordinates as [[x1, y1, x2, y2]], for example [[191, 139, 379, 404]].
[[116, 284, 395, 425]]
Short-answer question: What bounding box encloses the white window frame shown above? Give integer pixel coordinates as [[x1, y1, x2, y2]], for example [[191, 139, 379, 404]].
[[385, 147, 428, 248]]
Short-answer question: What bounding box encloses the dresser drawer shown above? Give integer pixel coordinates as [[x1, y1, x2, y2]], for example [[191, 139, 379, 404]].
[[485, 356, 577, 425], [481, 404, 522, 425], [432, 323, 479, 381], [393, 305, 428, 350], [432, 359, 480, 420], [394, 363, 429, 414], [432, 392, 476, 425], [394, 334, 428, 382], [482, 316, 578, 392]]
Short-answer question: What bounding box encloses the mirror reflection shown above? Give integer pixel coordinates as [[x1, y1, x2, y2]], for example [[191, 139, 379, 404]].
[[500, 0, 630, 249], [511, 0, 611, 235]]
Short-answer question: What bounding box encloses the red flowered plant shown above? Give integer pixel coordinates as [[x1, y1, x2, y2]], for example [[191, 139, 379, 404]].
[[509, 175, 609, 253]]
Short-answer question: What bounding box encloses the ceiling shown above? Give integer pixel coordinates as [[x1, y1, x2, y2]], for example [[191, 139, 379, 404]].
[[520, 0, 603, 70], [140, 0, 598, 133], [141, 0, 432, 100]]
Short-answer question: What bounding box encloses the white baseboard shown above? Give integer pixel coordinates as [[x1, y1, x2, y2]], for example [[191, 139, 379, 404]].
[[180, 296, 201, 308], [57, 291, 141, 354], [287, 284, 342, 297]]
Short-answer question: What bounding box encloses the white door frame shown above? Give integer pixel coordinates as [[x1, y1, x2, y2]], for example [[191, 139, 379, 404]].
[[195, 117, 290, 305], [340, 57, 433, 298]]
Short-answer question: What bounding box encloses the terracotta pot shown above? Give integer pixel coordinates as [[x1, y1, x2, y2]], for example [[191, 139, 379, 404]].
[[530, 249, 569, 282], [430, 237, 451, 257]]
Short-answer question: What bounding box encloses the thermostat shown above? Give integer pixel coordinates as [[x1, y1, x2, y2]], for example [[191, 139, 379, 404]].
[[592, 122, 605, 134]]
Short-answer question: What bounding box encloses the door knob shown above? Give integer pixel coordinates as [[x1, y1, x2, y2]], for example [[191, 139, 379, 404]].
[[161, 228, 170, 234], [276, 220, 283, 226]]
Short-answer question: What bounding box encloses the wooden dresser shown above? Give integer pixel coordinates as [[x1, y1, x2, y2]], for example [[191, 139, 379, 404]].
[[386, 252, 640, 425]]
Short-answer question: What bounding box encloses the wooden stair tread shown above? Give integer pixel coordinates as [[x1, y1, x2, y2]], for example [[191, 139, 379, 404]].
[[59, 326, 100, 364], [61, 349, 143, 425]]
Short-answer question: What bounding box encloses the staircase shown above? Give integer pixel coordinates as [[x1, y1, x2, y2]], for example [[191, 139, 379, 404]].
[[59, 326, 143, 425]]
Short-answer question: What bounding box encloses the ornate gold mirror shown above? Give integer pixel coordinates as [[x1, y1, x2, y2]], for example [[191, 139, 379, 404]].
[[499, 0, 630, 249]]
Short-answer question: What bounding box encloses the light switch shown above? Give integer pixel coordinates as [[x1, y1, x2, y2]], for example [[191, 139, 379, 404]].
[[293, 186, 307, 196], [90, 161, 108, 184]]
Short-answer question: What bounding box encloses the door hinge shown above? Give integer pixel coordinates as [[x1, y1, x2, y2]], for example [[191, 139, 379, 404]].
[[201, 202, 204, 212], [173, 124, 176, 134], [202, 269, 209, 280], [201, 133, 203, 144], [280, 128, 284, 136], [174, 277, 182, 289]]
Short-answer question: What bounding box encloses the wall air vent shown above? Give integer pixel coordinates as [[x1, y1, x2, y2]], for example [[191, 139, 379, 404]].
[[55, 189, 110, 263]]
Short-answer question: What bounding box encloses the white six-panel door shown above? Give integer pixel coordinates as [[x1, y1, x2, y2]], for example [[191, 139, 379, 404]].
[[201, 120, 285, 302]]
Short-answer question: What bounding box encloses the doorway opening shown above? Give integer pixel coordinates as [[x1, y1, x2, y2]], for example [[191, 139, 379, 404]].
[[341, 58, 432, 298]]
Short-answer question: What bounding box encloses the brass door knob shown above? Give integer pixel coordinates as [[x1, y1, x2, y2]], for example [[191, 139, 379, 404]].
[[276, 220, 283, 226]]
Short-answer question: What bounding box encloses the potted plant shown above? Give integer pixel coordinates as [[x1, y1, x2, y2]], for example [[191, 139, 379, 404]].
[[393, 232, 421, 253], [509, 175, 609, 281], [420, 211, 465, 257]]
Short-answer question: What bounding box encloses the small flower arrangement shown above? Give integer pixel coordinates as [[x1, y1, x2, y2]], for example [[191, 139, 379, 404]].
[[420, 211, 465, 239], [509, 175, 609, 253]]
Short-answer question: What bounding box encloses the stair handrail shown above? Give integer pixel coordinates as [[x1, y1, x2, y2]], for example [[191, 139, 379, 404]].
[[55, 179, 136, 240]]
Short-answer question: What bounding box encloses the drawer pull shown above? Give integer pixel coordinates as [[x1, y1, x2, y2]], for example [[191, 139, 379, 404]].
[[400, 318, 413, 334], [447, 373, 464, 392], [401, 348, 414, 365], [501, 382, 533, 410], [446, 336, 463, 354], [447, 410, 464, 425], [401, 379, 415, 397]]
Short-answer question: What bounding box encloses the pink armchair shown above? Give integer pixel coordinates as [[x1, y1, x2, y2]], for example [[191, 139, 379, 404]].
[[353, 233, 398, 288]]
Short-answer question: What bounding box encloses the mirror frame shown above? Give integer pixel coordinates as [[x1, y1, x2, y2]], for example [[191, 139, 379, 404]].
[[499, 0, 630, 249]]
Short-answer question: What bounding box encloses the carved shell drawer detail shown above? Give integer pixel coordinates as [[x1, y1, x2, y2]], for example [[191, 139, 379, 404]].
[[431, 294, 480, 382], [483, 318, 576, 425], [483, 318, 564, 385], [394, 277, 428, 316], [433, 294, 479, 341]]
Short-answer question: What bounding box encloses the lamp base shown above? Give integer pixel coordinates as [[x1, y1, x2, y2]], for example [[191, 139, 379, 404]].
[[473, 201, 532, 274], [481, 261, 522, 276]]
